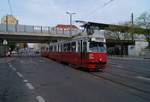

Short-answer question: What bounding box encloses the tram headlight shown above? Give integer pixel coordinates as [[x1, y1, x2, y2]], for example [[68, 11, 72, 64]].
[[89, 53, 94, 59]]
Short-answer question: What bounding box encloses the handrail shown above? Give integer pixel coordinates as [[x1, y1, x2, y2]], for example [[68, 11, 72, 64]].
[[0, 24, 80, 35]]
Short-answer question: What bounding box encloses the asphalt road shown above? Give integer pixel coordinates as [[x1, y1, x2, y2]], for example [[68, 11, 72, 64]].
[[0, 56, 150, 102]]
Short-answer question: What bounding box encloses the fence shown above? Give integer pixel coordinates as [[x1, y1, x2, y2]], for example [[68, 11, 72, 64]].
[[0, 24, 81, 35]]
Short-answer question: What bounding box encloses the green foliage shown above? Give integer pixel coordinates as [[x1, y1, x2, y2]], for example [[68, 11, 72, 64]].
[[146, 37, 150, 42], [136, 12, 150, 49]]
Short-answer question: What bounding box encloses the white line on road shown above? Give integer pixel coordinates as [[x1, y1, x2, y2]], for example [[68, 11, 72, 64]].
[[111, 64, 123, 68], [16, 72, 23, 78], [36, 96, 45, 102], [39, 60, 44, 63], [9, 64, 12, 68], [12, 67, 16, 71], [26, 83, 34, 90], [23, 79, 28, 83], [136, 76, 150, 81], [8, 63, 17, 71]]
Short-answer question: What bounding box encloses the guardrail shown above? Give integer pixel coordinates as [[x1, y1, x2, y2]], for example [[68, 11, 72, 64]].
[[0, 24, 81, 35]]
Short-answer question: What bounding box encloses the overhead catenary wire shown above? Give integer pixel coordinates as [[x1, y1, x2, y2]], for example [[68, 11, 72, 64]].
[[81, 0, 115, 20], [89, 0, 114, 16]]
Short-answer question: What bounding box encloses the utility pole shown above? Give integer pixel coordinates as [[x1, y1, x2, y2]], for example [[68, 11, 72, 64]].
[[131, 12, 134, 44], [131, 13, 134, 25], [6, 15, 8, 32], [66, 12, 76, 36]]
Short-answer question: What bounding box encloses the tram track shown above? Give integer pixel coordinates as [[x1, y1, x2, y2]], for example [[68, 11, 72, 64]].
[[108, 63, 150, 77], [108, 59, 150, 72], [104, 69, 150, 86], [89, 71, 150, 101], [107, 64, 150, 81]]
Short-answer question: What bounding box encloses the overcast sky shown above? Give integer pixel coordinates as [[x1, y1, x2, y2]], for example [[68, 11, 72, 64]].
[[0, 0, 150, 26]]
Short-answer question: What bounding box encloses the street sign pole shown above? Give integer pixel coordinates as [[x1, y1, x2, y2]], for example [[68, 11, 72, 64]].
[[3, 39, 8, 57]]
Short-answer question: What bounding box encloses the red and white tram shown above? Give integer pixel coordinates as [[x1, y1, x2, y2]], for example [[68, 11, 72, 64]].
[[42, 33, 107, 71], [42, 21, 107, 71]]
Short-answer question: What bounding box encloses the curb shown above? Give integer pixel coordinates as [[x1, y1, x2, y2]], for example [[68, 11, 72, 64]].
[[107, 56, 146, 60]]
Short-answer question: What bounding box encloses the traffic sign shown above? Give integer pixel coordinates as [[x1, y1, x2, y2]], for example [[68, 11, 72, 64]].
[[3, 39, 8, 45]]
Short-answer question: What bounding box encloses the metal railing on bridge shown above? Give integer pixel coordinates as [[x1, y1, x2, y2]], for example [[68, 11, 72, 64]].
[[0, 24, 81, 36]]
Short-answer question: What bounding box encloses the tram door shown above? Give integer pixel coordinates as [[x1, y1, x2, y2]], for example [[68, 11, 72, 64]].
[[78, 40, 87, 65]]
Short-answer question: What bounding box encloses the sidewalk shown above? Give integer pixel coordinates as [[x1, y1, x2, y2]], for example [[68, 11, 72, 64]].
[[107, 55, 150, 60]]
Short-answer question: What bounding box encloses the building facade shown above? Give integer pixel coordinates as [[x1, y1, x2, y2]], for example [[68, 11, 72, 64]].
[[1, 15, 18, 24]]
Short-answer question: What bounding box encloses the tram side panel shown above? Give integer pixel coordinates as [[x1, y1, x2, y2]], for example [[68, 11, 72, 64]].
[[84, 52, 107, 69], [42, 37, 107, 70]]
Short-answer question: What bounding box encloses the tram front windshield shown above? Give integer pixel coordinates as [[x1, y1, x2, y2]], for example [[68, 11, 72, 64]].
[[89, 41, 106, 52]]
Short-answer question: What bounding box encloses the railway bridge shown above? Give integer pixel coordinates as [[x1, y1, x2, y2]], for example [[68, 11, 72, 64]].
[[0, 24, 80, 43]]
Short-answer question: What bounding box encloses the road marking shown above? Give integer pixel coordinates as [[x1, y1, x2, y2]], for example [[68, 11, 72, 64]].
[[94, 76, 100, 79], [136, 76, 150, 81], [26, 83, 34, 90], [36, 96, 45, 102], [111, 64, 123, 68], [9, 64, 12, 68], [39, 60, 44, 63], [23, 80, 28, 83], [12, 67, 16, 71], [16, 72, 23, 78]]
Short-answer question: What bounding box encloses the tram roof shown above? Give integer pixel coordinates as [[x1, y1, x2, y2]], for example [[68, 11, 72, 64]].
[[50, 35, 105, 45], [81, 22, 148, 34]]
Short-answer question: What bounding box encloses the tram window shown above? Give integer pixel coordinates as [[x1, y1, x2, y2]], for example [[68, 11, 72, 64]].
[[63, 44, 65, 52], [52, 45, 54, 52], [56, 45, 57, 52], [89, 41, 106, 52], [46, 47, 48, 51], [64, 44, 67, 52], [61, 44, 64, 52], [57, 44, 60, 52], [54, 45, 57, 52], [51, 46, 53, 52], [66, 43, 71, 52], [59, 44, 61, 52], [56, 45, 58, 52], [71, 42, 76, 52], [51, 46, 53, 51], [53, 46, 55, 52], [48, 46, 50, 51], [83, 41, 87, 52], [49, 46, 53, 51], [78, 41, 81, 52]]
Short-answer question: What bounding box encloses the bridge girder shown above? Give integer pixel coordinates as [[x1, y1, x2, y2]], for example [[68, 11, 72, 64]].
[[0, 34, 69, 43]]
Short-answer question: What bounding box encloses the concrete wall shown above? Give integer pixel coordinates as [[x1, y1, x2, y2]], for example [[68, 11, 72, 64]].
[[128, 41, 148, 56]]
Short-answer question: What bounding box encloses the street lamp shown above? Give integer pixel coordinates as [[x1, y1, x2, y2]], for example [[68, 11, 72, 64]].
[[66, 12, 76, 36]]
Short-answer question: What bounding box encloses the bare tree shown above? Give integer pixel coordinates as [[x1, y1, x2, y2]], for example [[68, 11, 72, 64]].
[[105, 24, 130, 41], [104, 24, 131, 55], [136, 12, 150, 48]]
